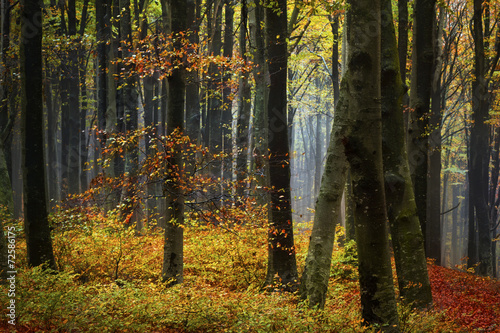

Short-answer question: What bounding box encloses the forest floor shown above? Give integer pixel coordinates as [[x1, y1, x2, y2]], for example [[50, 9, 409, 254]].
[[1, 211, 499, 332]]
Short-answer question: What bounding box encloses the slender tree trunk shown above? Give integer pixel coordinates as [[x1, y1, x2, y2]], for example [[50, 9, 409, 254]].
[[468, 0, 492, 276], [208, 1, 223, 182], [236, 0, 251, 199], [21, 0, 56, 269], [119, 0, 140, 224], [398, 0, 408, 84], [249, 0, 270, 208], [426, 8, 445, 265], [381, 0, 432, 309], [330, 14, 340, 106], [314, 110, 322, 199], [96, 0, 109, 145], [299, 77, 350, 308], [222, 0, 234, 193], [407, 0, 436, 250], [264, 0, 298, 290], [185, 0, 200, 144], [0, 0, 14, 184], [162, 0, 186, 286], [67, 0, 81, 195], [0, 0, 13, 214]]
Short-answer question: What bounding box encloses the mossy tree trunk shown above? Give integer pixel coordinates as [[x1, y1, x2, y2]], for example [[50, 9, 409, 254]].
[[299, 77, 350, 308], [343, 0, 399, 329], [380, 0, 432, 309]]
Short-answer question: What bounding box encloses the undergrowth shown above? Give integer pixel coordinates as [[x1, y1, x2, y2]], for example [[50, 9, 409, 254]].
[[0, 205, 492, 332]]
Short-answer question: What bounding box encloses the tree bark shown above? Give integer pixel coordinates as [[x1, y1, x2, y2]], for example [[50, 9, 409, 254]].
[[264, 0, 298, 291], [249, 0, 270, 208], [407, 0, 436, 250], [162, 0, 186, 286], [185, 0, 200, 144], [426, 8, 445, 265], [468, 0, 492, 276], [344, 1, 399, 329], [207, 1, 223, 182], [380, 0, 432, 309], [21, 0, 56, 269], [66, 0, 81, 195], [299, 77, 350, 308], [236, 0, 251, 200], [222, 0, 234, 193]]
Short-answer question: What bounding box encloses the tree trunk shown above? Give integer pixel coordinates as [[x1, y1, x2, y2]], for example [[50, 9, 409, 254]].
[[299, 77, 350, 308], [426, 8, 445, 265], [264, 0, 298, 291], [468, 0, 492, 276], [21, 0, 56, 269], [207, 1, 223, 182], [222, 0, 234, 194], [236, 0, 251, 200], [380, 0, 432, 309], [185, 0, 200, 144], [398, 0, 408, 84], [119, 0, 140, 224], [407, 0, 436, 249], [249, 0, 269, 203], [66, 0, 81, 195], [162, 0, 186, 286], [344, 1, 400, 329], [96, 0, 109, 143]]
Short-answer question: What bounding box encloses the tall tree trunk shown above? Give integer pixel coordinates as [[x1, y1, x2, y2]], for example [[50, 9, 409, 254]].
[[0, 0, 14, 184], [96, 0, 108, 137], [343, 1, 399, 329], [264, 0, 298, 290], [222, 0, 234, 193], [67, 0, 81, 195], [236, 0, 251, 199], [299, 77, 350, 308], [207, 1, 223, 182], [468, 0, 492, 276], [21, 0, 56, 269], [398, 0, 408, 84], [162, 0, 186, 286], [407, 0, 436, 250], [249, 0, 270, 208], [381, 0, 432, 309], [45, 68, 60, 207], [119, 0, 140, 224], [330, 13, 340, 107], [185, 0, 200, 144], [426, 8, 445, 265], [0, 0, 13, 214]]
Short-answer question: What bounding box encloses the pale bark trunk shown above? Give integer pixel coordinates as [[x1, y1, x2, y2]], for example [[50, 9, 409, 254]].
[[299, 77, 350, 308]]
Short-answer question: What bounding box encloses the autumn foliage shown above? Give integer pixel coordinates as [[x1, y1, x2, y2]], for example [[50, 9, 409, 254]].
[[1, 194, 499, 332], [428, 263, 500, 332]]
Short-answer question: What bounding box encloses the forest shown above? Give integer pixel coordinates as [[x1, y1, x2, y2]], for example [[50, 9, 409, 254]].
[[1, 0, 500, 331]]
